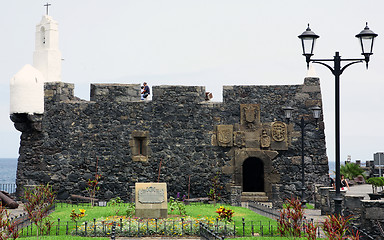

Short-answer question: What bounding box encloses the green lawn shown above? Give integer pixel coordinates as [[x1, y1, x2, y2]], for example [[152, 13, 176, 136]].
[[17, 202, 278, 238]]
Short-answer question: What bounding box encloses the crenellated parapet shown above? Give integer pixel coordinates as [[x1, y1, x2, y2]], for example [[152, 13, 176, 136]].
[[152, 85, 206, 103]]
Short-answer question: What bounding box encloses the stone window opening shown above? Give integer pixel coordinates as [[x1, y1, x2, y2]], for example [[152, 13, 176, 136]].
[[130, 131, 150, 162], [136, 137, 145, 155]]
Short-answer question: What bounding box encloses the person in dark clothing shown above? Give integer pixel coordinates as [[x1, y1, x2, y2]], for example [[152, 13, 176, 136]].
[[142, 82, 150, 99], [329, 173, 335, 189], [341, 174, 350, 191]]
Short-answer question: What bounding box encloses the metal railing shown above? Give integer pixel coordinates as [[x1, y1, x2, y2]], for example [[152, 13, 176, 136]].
[[0, 183, 16, 193], [200, 222, 225, 240], [350, 225, 375, 240], [247, 200, 280, 219]]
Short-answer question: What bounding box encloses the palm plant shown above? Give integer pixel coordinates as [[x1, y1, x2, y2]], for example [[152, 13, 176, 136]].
[[366, 177, 384, 194], [340, 162, 365, 180]]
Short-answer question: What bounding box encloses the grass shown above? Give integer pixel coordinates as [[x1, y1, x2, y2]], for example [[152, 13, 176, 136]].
[[185, 203, 274, 222], [17, 202, 278, 238]]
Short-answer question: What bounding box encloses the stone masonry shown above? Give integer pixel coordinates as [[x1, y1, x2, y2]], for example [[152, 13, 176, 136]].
[[11, 76, 328, 207]]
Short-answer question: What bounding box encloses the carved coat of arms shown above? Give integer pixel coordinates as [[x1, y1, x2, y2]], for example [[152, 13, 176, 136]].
[[216, 125, 233, 146], [260, 129, 271, 148], [244, 106, 256, 123], [272, 122, 286, 142], [234, 131, 245, 147], [218, 129, 232, 144]]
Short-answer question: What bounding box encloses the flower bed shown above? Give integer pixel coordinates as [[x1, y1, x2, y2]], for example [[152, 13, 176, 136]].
[[72, 216, 235, 237]]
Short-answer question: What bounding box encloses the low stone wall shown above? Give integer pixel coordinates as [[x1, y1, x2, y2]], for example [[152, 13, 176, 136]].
[[317, 187, 384, 238]]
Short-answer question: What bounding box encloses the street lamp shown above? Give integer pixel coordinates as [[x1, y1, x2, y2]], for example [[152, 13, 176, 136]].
[[298, 23, 378, 215], [283, 106, 321, 206]]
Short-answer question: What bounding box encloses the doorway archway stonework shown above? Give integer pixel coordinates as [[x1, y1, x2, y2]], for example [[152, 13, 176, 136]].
[[214, 104, 292, 205], [234, 149, 279, 196]]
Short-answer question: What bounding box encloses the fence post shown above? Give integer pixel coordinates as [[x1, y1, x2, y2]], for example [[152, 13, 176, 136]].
[[85, 221, 87, 236], [94, 218, 96, 235], [66, 221, 68, 235], [190, 220, 193, 234], [233, 222, 236, 236], [173, 220, 175, 234], [138, 219, 140, 236], [155, 218, 158, 232], [261, 225, 263, 236], [251, 221, 254, 236], [57, 218, 60, 235], [111, 221, 116, 240], [120, 218, 123, 233], [242, 218, 245, 237], [181, 218, 184, 235]]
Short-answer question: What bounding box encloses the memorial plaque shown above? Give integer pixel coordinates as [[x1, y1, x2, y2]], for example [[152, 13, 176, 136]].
[[135, 182, 167, 218], [138, 187, 164, 204]]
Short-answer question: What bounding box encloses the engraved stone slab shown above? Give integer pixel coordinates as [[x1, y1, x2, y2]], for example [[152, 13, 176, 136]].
[[240, 104, 260, 129], [216, 125, 233, 147], [135, 182, 167, 218], [138, 186, 164, 204]]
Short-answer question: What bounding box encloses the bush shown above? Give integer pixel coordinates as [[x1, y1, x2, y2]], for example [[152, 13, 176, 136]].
[[24, 184, 55, 240], [367, 177, 384, 194], [216, 206, 234, 222], [277, 197, 304, 237], [322, 214, 356, 240], [125, 203, 135, 217], [168, 196, 186, 216], [0, 203, 20, 239]]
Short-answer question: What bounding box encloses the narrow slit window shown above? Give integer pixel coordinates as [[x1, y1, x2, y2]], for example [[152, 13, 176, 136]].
[[131, 131, 149, 162]]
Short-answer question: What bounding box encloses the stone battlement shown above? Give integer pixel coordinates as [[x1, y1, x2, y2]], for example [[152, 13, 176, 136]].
[[45, 77, 320, 106]]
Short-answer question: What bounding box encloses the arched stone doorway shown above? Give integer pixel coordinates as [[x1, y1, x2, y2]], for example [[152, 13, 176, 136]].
[[243, 157, 264, 192]]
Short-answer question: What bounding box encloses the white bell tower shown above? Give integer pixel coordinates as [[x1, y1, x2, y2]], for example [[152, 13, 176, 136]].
[[33, 14, 62, 82]]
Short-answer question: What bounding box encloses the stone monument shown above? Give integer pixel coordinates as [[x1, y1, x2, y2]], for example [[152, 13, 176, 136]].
[[135, 182, 167, 218]]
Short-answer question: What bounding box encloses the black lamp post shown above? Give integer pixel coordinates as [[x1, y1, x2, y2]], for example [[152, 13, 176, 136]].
[[283, 106, 321, 206], [298, 23, 378, 215]]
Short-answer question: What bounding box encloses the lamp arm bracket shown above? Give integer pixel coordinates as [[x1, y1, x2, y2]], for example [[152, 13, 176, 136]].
[[340, 60, 364, 75], [311, 61, 335, 75], [292, 120, 316, 129]]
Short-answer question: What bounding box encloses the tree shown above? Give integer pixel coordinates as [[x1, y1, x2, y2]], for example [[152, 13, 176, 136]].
[[23, 184, 55, 240], [340, 162, 365, 180]]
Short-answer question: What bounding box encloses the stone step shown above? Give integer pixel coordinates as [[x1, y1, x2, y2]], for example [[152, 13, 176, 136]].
[[241, 192, 267, 196], [240, 195, 269, 202]]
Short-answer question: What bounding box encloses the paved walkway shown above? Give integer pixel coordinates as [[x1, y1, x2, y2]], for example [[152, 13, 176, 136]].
[[345, 183, 372, 199], [304, 183, 372, 223]]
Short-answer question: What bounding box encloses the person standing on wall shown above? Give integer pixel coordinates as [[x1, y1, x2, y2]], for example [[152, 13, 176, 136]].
[[142, 82, 150, 99]]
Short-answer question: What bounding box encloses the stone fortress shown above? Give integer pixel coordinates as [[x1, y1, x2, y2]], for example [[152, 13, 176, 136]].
[[10, 13, 329, 207]]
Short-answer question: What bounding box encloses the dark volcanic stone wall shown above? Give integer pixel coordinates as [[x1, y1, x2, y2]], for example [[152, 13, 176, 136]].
[[13, 77, 328, 204]]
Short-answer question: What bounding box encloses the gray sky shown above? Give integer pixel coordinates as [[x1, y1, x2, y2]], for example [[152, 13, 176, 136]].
[[1, 1, 383, 167]]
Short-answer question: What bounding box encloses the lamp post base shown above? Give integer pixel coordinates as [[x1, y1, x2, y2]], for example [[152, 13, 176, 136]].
[[334, 196, 343, 216]]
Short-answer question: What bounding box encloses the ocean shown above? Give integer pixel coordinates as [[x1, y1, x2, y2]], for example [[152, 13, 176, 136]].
[[0, 158, 17, 184]]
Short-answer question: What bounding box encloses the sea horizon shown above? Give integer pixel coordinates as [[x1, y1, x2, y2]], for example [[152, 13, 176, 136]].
[[0, 158, 17, 184]]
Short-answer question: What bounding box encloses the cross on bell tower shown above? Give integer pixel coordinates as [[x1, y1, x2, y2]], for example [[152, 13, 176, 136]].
[[44, 3, 51, 15]]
